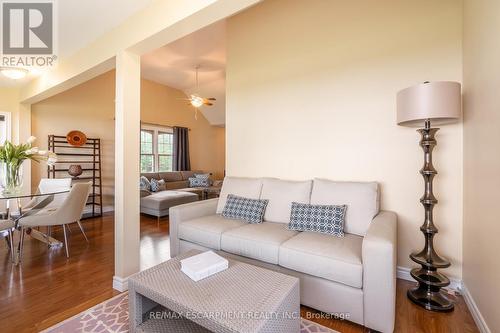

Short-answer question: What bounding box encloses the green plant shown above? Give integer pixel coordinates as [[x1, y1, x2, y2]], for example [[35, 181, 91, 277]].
[[0, 136, 57, 193]]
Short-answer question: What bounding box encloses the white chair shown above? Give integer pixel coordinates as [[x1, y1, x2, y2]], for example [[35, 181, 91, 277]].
[[18, 182, 91, 259], [23, 178, 90, 241], [0, 219, 15, 263], [24, 178, 72, 210]]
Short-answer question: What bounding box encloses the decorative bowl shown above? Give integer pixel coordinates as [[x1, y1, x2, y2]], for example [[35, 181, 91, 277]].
[[66, 130, 87, 146], [68, 164, 83, 178]]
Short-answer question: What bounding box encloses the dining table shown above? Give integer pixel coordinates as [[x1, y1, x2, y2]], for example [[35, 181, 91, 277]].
[[0, 188, 70, 262]]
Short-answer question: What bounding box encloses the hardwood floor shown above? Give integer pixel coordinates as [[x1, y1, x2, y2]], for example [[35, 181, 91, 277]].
[[0, 213, 478, 333]]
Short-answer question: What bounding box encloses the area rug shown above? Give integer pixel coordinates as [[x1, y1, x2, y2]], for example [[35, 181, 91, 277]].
[[42, 292, 340, 333]]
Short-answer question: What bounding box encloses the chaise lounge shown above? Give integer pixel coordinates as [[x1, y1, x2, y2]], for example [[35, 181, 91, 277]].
[[140, 171, 206, 220]]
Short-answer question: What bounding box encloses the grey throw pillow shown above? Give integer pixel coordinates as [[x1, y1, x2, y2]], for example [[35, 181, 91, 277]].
[[288, 202, 347, 237], [150, 178, 166, 192], [140, 176, 151, 191], [195, 173, 213, 186], [189, 177, 210, 187], [222, 194, 269, 224]]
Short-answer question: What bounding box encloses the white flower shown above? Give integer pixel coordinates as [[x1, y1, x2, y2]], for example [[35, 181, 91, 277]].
[[27, 136, 36, 144], [25, 147, 39, 155], [47, 157, 57, 166], [37, 150, 47, 156]]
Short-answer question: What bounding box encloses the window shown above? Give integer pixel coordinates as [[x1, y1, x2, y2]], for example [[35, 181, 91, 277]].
[[140, 126, 174, 173]]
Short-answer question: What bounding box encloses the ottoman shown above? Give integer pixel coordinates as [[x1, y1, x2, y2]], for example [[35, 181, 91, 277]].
[[141, 191, 199, 222], [129, 250, 300, 332]]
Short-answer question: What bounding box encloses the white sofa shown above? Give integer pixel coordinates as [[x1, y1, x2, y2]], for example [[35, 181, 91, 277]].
[[169, 177, 397, 333]]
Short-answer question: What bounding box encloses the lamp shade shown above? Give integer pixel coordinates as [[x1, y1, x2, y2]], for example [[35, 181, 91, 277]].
[[397, 81, 461, 127]]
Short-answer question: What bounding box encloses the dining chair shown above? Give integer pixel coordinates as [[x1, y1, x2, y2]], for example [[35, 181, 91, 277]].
[[23, 178, 89, 240], [0, 219, 15, 263], [18, 182, 91, 259], [24, 178, 72, 210]]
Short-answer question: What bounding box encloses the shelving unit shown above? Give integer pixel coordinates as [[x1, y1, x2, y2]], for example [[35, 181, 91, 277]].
[[47, 134, 103, 218]]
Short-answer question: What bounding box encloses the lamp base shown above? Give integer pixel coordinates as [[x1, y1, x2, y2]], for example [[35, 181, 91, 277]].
[[407, 286, 454, 312], [407, 119, 455, 313]]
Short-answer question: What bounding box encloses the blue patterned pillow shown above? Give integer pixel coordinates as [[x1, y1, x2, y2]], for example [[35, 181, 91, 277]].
[[222, 194, 269, 224], [288, 202, 347, 237], [189, 177, 210, 187], [195, 173, 213, 186], [150, 178, 166, 192], [140, 176, 151, 191]]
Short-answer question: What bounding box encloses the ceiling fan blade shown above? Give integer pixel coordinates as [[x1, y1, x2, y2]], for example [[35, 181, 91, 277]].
[[204, 102, 214, 106], [206, 97, 216, 101]]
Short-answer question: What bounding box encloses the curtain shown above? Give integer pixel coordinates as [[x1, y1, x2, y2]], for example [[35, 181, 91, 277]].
[[173, 126, 191, 171]]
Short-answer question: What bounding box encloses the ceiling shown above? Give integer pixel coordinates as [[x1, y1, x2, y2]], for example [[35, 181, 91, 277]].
[[1, 1, 227, 126], [0, 0, 153, 87], [141, 21, 226, 126]]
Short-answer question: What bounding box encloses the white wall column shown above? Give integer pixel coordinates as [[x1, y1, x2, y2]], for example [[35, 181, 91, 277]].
[[113, 50, 141, 291]]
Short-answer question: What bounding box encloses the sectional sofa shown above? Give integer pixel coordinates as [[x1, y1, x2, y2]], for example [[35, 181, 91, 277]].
[[140, 171, 204, 219], [169, 177, 398, 333]]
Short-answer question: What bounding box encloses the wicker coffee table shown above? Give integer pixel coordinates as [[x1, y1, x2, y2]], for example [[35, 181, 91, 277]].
[[128, 250, 300, 333]]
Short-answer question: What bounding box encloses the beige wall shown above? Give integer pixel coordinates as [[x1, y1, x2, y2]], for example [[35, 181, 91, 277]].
[[141, 79, 226, 179], [31, 71, 225, 207], [463, 0, 500, 331], [31, 72, 116, 206], [0, 87, 20, 142], [226, 0, 463, 277]]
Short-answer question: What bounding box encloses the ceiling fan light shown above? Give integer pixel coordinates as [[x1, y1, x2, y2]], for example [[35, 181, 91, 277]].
[[0, 67, 28, 80], [190, 95, 204, 108]]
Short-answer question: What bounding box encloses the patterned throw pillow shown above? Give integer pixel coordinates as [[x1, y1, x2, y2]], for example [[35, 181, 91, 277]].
[[189, 177, 210, 187], [222, 194, 269, 224], [150, 179, 166, 192], [195, 173, 213, 186], [288, 202, 347, 237], [140, 176, 151, 191]]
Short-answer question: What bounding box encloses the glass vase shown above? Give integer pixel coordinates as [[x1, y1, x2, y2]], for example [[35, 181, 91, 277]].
[[1, 162, 23, 195]]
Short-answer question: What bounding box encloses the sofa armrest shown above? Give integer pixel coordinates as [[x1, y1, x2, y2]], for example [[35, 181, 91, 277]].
[[362, 211, 397, 333], [169, 198, 218, 257]]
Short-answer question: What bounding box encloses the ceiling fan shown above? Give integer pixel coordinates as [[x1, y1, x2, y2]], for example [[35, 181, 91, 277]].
[[185, 65, 216, 108]]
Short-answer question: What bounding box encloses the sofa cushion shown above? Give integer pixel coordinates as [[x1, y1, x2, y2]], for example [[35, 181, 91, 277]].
[[260, 179, 312, 224], [279, 231, 363, 288], [140, 191, 198, 211], [177, 187, 203, 197], [166, 180, 190, 190], [141, 172, 160, 181], [159, 172, 183, 182], [216, 177, 263, 214], [180, 170, 202, 180], [311, 179, 379, 236], [221, 222, 298, 264], [178, 215, 245, 250]]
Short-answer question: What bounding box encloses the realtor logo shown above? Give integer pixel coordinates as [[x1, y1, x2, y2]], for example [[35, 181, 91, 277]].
[[1, 0, 57, 67]]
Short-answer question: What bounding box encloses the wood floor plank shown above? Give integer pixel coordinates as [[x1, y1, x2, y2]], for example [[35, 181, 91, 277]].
[[0, 213, 478, 332]]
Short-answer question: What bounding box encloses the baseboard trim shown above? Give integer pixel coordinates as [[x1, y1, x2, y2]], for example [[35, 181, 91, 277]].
[[112, 276, 128, 292], [396, 266, 463, 291], [461, 283, 491, 333]]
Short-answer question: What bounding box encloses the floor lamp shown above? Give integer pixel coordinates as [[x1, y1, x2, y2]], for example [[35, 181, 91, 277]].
[[396, 81, 462, 312]]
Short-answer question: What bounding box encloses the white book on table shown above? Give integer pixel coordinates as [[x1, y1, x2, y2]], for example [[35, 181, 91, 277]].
[[180, 251, 229, 282]]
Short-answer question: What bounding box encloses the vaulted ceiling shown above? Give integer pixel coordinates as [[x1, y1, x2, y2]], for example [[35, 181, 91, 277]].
[[141, 21, 226, 126]]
